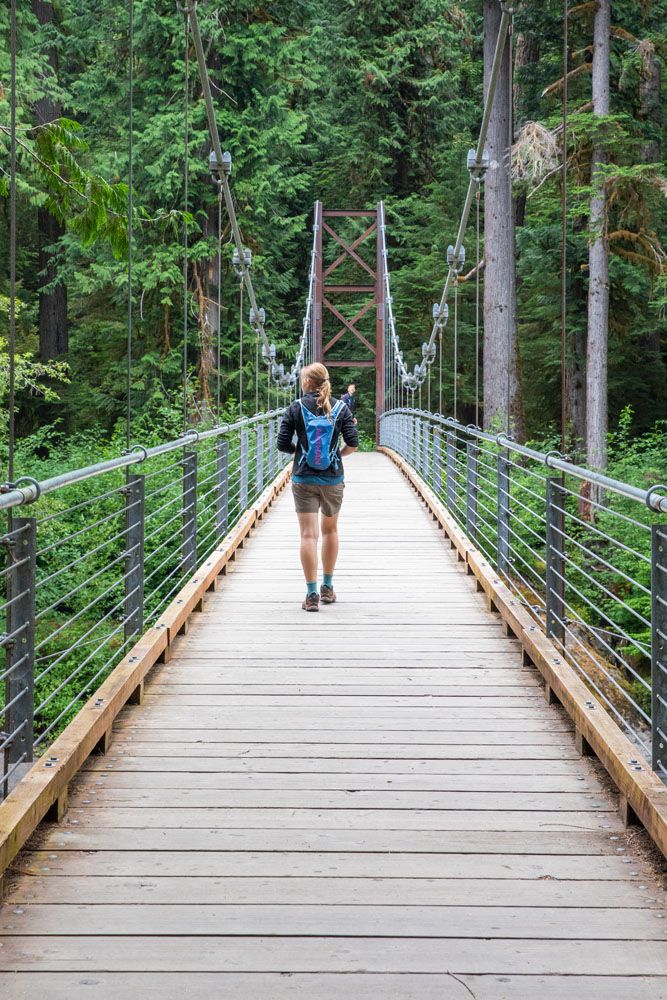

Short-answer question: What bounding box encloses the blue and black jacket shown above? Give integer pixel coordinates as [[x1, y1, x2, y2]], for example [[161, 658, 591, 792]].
[[277, 391, 358, 485]]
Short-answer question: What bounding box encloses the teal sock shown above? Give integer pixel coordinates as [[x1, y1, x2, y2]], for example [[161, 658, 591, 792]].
[[306, 581, 318, 596], [323, 574, 333, 589]]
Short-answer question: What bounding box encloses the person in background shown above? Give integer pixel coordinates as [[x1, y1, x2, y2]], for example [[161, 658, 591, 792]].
[[340, 383, 358, 425], [278, 363, 358, 611]]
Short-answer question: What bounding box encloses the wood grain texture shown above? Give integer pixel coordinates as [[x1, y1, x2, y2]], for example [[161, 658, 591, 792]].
[[0, 453, 665, 998]]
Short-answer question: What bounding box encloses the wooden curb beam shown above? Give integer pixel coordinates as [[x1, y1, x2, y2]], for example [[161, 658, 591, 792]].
[[0, 464, 291, 879], [378, 445, 667, 859]]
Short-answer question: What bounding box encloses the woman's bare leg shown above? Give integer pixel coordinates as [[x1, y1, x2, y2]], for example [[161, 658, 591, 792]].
[[297, 512, 319, 583], [320, 512, 339, 576]]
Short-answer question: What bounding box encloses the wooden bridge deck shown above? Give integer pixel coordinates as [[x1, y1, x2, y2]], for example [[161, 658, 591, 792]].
[[1, 453, 665, 998]]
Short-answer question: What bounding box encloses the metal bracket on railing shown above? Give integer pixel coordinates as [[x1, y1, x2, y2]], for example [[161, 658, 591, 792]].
[[544, 450, 563, 469], [0, 477, 42, 505], [123, 444, 149, 463], [646, 484, 667, 513]]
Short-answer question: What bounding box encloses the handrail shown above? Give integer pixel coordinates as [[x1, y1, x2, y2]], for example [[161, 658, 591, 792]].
[[381, 408, 667, 513], [0, 410, 284, 512]]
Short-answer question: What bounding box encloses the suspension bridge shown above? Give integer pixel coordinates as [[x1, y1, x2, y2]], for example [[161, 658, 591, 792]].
[[2, 2, 667, 997]]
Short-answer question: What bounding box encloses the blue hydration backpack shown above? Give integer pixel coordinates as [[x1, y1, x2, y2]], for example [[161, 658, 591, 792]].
[[299, 399, 345, 471]]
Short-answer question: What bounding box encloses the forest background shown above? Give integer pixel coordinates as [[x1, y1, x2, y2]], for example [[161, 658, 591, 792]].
[[1, 0, 666, 474]]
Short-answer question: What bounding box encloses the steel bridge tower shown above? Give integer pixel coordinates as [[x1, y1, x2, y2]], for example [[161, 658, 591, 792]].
[[311, 203, 385, 437]]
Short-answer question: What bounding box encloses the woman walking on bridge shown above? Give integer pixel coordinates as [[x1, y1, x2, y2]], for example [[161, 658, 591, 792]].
[[278, 362, 358, 611]]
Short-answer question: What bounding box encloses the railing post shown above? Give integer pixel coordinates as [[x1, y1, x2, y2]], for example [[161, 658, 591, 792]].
[[497, 449, 510, 576], [422, 420, 430, 482], [3, 516, 36, 791], [414, 416, 421, 472], [466, 439, 478, 541], [545, 476, 565, 644], [433, 427, 443, 496], [182, 450, 198, 576], [267, 418, 275, 480], [240, 426, 249, 510], [445, 431, 456, 511], [255, 422, 265, 496], [215, 437, 229, 539], [124, 472, 145, 641], [651, 524, 667, 779]]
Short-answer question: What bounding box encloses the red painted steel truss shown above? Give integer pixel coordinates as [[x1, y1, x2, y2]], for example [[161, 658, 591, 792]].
[[312, 203, 385, 430]]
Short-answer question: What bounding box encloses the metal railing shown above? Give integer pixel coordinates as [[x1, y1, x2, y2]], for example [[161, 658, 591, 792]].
[[380, 408, 667, 781], [0, 411, 289, 797]]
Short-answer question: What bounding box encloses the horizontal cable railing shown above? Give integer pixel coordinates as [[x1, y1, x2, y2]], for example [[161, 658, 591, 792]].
[[380, 408, 667, 782], [0, 411, 289, 797]]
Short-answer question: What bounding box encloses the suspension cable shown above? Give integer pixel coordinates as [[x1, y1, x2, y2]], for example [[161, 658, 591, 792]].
[[561, 0, 569, 453], [216, 183, 222, 419], [238, 280, 243, 414], [453, 276, 459, 421], [126, 0, 134, 449], [7, 0, 17, 483], [182, 10, 189, 432], [506, 10, 513, 434], [475, 184, 481, 427]]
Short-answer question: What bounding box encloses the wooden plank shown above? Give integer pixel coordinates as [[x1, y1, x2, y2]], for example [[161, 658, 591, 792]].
[[107, 729, 576, 744], [81, 756, 587, 775], [73, 771, 603, 792], [4, 875, 657, 909], [63, 788, 613, 811], [49, 814, 622, 844], [16, 849, 648, 878], [77, 742, 582, 759], [0, 936, 665, 975], [2, 903, 663, 940], [0, 974, 664, 1000], [54, 810, 619, 836]]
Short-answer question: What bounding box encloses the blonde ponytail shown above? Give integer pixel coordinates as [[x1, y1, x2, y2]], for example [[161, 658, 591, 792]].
[[300, 362, 332, 419]]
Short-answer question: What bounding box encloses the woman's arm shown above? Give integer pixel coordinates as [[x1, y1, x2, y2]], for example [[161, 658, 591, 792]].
[[339, 403, 359, 457], [277, 403, 297, 453]]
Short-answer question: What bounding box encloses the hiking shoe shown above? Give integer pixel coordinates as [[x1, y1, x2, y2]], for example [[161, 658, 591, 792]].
[[302, 592, 320, 612], [320, 584, 336, 605]]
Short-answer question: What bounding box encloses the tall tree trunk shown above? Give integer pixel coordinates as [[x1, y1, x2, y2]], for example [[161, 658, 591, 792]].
[[32, 0, 68, 360], [585, 0, 610, 470], [638, 38, 661, 164], [482, 1, 523, 437]]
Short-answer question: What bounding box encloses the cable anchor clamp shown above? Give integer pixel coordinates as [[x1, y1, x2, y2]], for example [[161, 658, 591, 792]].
[[447, 244, 466, 274], [467, 147, 490, 181]]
